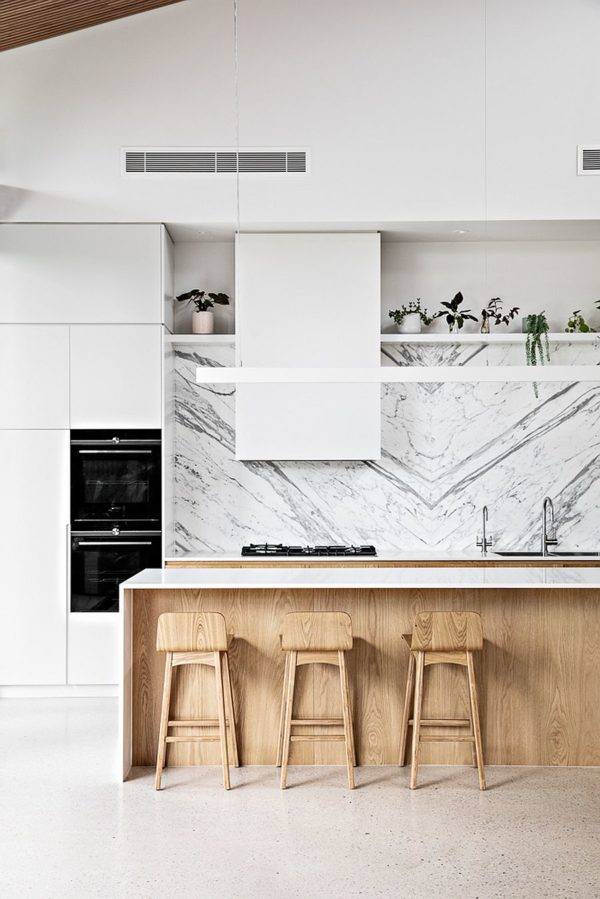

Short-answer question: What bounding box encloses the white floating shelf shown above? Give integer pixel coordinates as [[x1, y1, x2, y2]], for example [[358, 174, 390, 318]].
[[380, 332, 600, 344], [164, 334, 236, 346], [196, 365, 600, 385]]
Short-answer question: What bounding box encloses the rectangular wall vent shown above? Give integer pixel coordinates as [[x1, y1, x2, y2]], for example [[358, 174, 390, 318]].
[[123, 148, 308, 175], [577, 145, 600, 175]]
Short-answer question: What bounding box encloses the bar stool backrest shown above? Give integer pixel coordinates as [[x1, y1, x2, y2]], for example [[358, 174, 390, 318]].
[[156, 612, 228, 652], [281, 611, 353, 651], [411, 611, 483, 652]]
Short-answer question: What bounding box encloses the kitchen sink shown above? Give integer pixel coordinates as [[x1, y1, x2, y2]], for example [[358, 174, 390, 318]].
[[494, 550, 600, 557]]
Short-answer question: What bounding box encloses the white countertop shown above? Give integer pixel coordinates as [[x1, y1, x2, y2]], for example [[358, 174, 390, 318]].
[[121, 566, 600, 591], [164, 551, 600, 564]]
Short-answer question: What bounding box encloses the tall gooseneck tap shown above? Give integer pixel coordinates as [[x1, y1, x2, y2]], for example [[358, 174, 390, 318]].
[[541, 496, 558, 556], [476, 505, 493, 556]]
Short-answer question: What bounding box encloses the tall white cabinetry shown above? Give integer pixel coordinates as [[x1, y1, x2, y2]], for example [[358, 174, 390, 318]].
[[0, 432, 69, 684], [236, 232, 381, 460], [0, 224, 171, 690]]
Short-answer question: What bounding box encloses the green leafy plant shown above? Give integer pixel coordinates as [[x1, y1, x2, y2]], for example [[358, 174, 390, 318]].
[[434, 291, 477, 332], [176, 289, 230, 312], [388, 299, 432, 327], [524, 311, 550, 398], [480, 297, 520, 333], [565, 309, 596, 333]]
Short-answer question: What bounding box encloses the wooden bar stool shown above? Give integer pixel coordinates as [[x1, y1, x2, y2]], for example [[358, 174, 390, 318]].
[[277, 611, 356, 789], [399, 611, 485, 791], [154, 612, 239, 791]]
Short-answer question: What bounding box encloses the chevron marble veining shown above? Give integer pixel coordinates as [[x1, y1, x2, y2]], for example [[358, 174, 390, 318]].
[[170, 342, 600, 554]]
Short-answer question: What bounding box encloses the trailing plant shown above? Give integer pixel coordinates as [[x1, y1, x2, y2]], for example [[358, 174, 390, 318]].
[[480, 297, 520, 333], [388, 299, 432, 327], [565, 309, 596, 333], [176, 289, 230, 312], [524, 311, 550, 398], [434, 291, 477, 332]]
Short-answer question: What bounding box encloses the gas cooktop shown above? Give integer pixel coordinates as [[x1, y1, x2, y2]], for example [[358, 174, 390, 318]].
[[241, 543, 377, 557]]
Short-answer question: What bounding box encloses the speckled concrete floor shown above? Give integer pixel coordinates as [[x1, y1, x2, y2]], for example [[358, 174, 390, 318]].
[[1, 698, 599, 898]]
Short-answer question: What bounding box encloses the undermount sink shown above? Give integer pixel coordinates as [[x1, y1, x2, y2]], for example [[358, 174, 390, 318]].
[[494, 550, 600, 558]]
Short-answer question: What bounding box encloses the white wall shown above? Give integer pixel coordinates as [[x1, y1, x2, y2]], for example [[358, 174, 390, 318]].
[[173, 241, 235, 334], [381, 240, 600, 332], [2, 0, 599, 224]]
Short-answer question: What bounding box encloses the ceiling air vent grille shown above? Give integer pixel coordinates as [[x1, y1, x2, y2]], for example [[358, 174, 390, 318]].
[[123, 148, 308, 175], [578, 145, 600, 175]]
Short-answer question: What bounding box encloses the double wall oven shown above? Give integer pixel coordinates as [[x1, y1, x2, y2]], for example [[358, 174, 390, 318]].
[[70, 430, 162, 612]]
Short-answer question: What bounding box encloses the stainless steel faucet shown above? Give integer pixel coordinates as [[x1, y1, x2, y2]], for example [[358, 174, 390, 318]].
[[476, 505, 493, 556], [541, 496, 558, 556]]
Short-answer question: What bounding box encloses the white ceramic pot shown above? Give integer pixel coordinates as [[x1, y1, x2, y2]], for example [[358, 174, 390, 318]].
[[192, 310, 215, 334], [396, 313, 422, 334]]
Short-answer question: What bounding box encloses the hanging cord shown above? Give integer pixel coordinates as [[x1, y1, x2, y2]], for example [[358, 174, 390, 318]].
[[233, 0, 241, 236]]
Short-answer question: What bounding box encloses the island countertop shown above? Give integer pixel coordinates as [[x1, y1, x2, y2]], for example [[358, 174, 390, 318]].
[[122, 564, 600, 591]]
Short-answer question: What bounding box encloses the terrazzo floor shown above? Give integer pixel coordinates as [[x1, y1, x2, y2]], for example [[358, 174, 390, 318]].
[[1, 698, 599, 898]]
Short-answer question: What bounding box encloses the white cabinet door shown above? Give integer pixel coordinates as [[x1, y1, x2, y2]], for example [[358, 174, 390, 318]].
[[0, 431, 68, 685], [70, 325, 162, 428], [68, 614, 119, 685], [0, 224, 163, 324], [236, 233, 381, 460], [0, 326, 69, 428]]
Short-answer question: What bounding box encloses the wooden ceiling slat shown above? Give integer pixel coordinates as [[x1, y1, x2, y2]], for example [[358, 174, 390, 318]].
[[0, 0, 186, 52]]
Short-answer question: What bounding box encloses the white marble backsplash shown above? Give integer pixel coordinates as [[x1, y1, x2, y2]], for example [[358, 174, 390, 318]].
[[170, 342, 600, 555]]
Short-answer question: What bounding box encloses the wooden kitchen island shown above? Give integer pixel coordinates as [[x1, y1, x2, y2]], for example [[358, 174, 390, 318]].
[[119, 564, 600, 779]]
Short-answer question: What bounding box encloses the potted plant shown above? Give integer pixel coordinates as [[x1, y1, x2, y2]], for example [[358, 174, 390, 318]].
[[480, 297, 520, 334], [434, 291, 478, 333], [388, 299, 432, 334], [175, 289, 230, 335], [565, 309, 596, 333], [524, 311, 550, 398]]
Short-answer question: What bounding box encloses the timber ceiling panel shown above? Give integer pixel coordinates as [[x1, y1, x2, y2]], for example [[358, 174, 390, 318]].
[[0, 0, 186, 52]]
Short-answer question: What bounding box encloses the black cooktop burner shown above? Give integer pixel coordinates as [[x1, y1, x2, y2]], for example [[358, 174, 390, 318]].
[[241, 543, 377, 557]]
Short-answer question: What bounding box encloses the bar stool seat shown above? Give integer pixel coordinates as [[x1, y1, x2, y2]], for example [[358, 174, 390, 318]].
[[277, 611, 356, 789], [399, 611, 486, 790], [154, 612, 239, 790]]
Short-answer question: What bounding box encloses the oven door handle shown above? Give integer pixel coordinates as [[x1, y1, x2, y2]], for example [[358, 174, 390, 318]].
[[75, 540, 154, 547], [77, 449, 153, 455]]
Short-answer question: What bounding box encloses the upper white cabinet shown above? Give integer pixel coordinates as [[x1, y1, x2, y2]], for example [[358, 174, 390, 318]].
[[70, 325, 162, 428], [236, 233, 381, 460], [0, 430, 69, 685], [0, 224, 164, 324], [0, 325, 69, 428]]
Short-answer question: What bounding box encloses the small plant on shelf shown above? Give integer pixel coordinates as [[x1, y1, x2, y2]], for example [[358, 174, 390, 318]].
[[434, 291, 478, 332], [388, 299, 432, 334], [564, 309, 596, 333], [480, 297, 520, 334], [524, 311, 550, 398], [176, 289, 230, 335]]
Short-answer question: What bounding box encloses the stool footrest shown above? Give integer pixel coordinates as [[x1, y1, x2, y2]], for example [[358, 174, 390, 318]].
[[168, 719, 231, 727], [291, 718, 343, 726], [165, 735, 221, 743], [409, 718, 470, 727], [419, 735, 475, 743], [290, 735, 346, 742]]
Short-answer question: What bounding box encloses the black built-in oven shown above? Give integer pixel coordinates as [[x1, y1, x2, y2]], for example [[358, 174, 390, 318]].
[[71, 531, 161, 612], [70, 429, 161, 528], [70, 430, 162, 612]]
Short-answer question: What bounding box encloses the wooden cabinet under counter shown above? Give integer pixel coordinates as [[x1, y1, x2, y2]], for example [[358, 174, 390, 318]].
[[120, 565, 600, 780]]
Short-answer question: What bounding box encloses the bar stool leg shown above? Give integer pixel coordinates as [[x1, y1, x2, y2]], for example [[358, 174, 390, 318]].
[[399, 650, 415, 766], [341, 651, 357, 768], [338, 651, 355, 789], [222, 651, 239, 768], [214, 651, 231, 790], [276, 651, 291, 766], [409, 651, 425, 790], [280, 650, 297, 789], [466, 651, 486, 791], [465, 654, 478, 768], [155, 651, 173, 791]]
